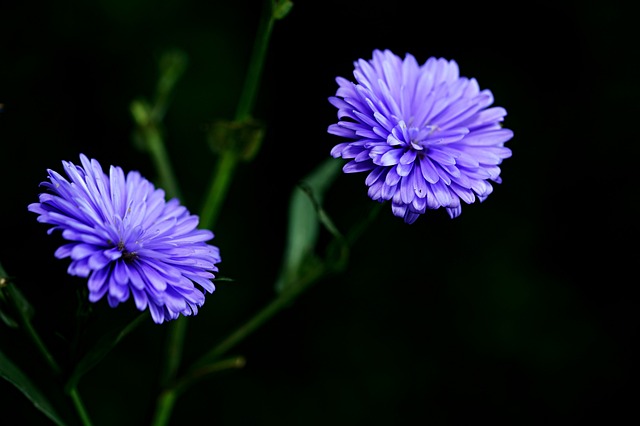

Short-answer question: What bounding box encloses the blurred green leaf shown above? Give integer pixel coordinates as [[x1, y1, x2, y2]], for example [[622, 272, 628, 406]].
[[0, 263, 33, 328], [272, 0, 294, 20], [0, 306, 18, 328], [6, 283, 34, 320], [154, 49, 188, 121], [0, 262, 17, 327], [0, 286, 19, 328], [65, 313, 146, 391], [275, 158, 342, 292], [0, 349, 67, 426], [130, 98, 152, 127], [208, 118, 266, 161]]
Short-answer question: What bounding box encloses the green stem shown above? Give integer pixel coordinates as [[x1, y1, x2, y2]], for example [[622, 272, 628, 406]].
[[20, 304, 60, 375], [173, 357, 245, 395], [3, 284, 59, 374], [134, 64, 185, 389], [144, 124, 181, 200], [151, 390, 177, 426], [235, 0, 276, 121], [153, 273, 321, 421], [185, 202, 377, 376], [147, 122, 189, 398], [160, 315, 187, 386], [188, 264, 323, 376], [197, 0, 278, 229], [4, 283, 94, 426], [200, 285, 307, 362], [198, 150, 239, 230], [153, 358, 245, 426], [141, 100, 185, 389], [151, 2, 286, 425], [68, 387, 94, 426]]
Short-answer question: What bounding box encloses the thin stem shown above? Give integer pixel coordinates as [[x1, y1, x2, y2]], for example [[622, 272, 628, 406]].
[[171, 357, 246, 400], [200, 286, 302, 361], [197, 0, 276, 229], [3, 284, 60, 374], [4, 283, 94, 426], [20, 305, 61, 375], [186, 202, 378, 375], [198, 150, 238, 230], [235, 0, 275, 121], [132, 58, 185, 389], [160, 315, 187, 386], [139, 92, 185, 390], [190, 264, 324, 373], [148, 123, 188, 389], [144, 124, 182, 201], [68, 387, 94, 426], [151, 2, 285, 425], [151, 390, 177, 426], [158, 266, 326, 422]]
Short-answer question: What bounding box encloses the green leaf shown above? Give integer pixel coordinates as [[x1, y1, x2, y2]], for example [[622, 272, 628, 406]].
[[65, 313, 146, 391], [0, 271, 19, 327], [275, 158, 343, 292], [272, 0, 294, 20], [0, 262, 7, 282], [6, 282, 34, 319], [0, 349, 67, 426], [0, 263, 33, 328], [0, 306, 18, 328], [208, 118, 265, 161]]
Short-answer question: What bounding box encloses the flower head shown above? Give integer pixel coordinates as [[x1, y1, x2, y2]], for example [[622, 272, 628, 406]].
[[28, 154, 221, 324], [328, 49, 513, 224]]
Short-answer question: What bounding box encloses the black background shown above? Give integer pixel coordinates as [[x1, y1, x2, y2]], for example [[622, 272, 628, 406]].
[[0, 0, 638, 425]]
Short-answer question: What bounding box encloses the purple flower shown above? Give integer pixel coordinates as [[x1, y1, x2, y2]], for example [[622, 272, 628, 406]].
[[328, 49, 513, 224], [28, 154, 221, 324]]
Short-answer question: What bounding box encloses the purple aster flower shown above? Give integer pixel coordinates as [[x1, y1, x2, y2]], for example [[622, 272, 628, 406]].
[[28, 154, 221, 324], [328, 49, 513, 224]]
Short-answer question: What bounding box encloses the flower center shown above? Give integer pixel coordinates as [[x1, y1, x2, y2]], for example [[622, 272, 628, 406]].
[[117, 240, 138, 262], [406, 124, 439, 151]]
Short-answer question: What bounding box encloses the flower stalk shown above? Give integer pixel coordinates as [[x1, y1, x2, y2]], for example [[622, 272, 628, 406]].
[[191, 262, 324, 372], [1, 273, 94, 426], [151, 1, 293, 425]]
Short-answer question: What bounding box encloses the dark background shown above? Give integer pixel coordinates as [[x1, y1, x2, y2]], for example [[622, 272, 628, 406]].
[[1, 0, 638, 424]]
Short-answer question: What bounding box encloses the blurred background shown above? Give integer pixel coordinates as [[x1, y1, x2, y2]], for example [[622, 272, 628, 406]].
[[1, 0, 638, 424]]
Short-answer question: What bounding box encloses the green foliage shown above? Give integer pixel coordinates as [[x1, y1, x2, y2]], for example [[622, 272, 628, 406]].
[[272, 0, 294, 20], [0, 349, 67, 426], [275, 158, 343, 293], [208, 118, 266, 161], [65, 313, 147, 392]]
